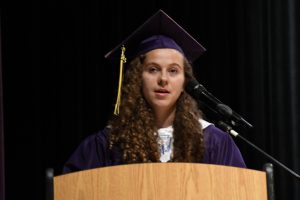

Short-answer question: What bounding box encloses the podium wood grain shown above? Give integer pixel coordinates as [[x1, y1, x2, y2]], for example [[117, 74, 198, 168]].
[[54, 163, 267, 200]]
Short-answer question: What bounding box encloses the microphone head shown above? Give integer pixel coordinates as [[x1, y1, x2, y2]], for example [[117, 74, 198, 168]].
[[186, 79, 206, 91], [186, 79, 208, 98], [186, 79, 198, 97], [186, 79, 199, 90], [185, 79, 200, 100]]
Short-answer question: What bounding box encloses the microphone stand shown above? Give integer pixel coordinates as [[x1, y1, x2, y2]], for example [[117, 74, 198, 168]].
[[195, 97, 300, 180], [217, 120, 300, 180]]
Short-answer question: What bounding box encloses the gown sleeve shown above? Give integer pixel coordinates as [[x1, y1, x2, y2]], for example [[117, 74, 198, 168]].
[[202, 125, 246, 168], [62, 129, 111, 174]]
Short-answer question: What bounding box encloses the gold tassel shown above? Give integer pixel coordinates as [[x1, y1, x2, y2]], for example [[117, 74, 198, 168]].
[[114, 46, 127, 115]]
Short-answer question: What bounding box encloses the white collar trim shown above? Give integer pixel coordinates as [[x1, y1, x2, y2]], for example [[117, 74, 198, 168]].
[[157, 119, 212, 131], [199, 119, 212, 129]]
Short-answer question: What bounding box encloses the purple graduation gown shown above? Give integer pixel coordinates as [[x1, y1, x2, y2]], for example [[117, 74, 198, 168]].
[[63, 125, 246, 174]]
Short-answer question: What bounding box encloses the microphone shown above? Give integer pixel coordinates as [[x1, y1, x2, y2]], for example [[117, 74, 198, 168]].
[[185, 79, 253, 129]]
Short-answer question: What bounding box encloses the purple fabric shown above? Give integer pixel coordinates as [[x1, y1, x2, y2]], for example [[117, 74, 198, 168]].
[[135, 35, 185, 58], [63, 125, 246, 174]]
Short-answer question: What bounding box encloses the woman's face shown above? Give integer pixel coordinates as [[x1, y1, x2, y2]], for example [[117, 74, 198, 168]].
[[142, 48, 185, 112]]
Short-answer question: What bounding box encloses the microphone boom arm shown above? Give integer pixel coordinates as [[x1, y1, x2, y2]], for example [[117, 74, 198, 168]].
[[218, 121, 300, 180]]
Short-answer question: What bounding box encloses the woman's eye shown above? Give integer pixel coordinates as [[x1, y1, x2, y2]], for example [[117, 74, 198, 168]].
[[147, 67, 159, 73], [169, 68, 178, 74]]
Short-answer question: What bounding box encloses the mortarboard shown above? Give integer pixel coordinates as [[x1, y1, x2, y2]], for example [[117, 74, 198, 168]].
[[105, 9, 206, 62], [105, 9, 206, 115]]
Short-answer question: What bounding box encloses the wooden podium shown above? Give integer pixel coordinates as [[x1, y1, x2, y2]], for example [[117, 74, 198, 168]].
[[54, 163, 267, 200]]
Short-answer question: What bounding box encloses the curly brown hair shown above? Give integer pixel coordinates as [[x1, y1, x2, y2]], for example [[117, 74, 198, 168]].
[[108, 55, 205, 163]]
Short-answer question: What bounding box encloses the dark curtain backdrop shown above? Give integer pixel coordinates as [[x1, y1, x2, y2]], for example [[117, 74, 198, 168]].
[[2, 0, 299, 199], [0, 24, 5, 200]]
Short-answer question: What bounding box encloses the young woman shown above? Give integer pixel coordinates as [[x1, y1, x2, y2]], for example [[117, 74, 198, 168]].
[[63, 11, 246, 173]]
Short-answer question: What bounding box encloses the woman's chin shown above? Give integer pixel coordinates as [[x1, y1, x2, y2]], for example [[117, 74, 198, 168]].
[[150, 101, 175, 111]]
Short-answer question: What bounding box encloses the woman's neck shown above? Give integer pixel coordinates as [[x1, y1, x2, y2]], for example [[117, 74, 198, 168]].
[[154, 107, 176, 128]]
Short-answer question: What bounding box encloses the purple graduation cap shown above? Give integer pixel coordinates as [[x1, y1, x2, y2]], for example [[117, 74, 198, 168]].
[[105, 9, 206, 63]]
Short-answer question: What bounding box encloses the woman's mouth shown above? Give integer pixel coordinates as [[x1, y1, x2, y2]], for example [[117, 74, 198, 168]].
[[154, 89, 170, 97]]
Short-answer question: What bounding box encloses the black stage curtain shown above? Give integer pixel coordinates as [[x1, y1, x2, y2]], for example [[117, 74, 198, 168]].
[[2, 0, 300, 199], [0, 25, 5, 200]]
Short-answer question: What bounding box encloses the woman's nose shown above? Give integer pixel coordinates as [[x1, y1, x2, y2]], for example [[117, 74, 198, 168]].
[[158, 71, 168, 86]]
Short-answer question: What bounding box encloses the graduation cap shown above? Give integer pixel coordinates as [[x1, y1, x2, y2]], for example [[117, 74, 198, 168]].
[[105, 9, 206, 115], [105, 9, 206, 62]]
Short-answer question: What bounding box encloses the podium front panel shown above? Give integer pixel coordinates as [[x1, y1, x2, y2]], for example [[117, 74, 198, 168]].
[[54, 163, 267, 200]]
